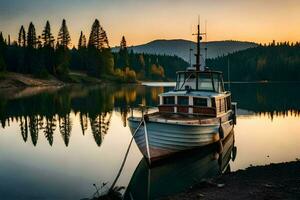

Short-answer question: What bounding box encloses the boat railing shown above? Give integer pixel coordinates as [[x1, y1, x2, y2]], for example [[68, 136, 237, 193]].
[[129, 105, 158, 118]]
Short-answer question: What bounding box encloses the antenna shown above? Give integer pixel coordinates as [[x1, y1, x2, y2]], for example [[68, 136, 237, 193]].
[[204, 20, 207, 67], [194, 16, 201, 71], [228, 57, 231, 90], [189, 42, 193, 67]]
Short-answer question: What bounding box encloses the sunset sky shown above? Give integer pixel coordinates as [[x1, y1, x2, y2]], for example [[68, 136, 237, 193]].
[[0, 0, 299, 47]]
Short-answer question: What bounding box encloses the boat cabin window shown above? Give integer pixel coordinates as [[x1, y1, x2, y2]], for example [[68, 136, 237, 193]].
[[198, 73, 214, 91], [175, 72, 224, 92], [163, 96, 175, 105], [212, 74, 225, 93], [193, 98, 207, 107], [178, 96, 189, 105], [176, 73, 197, 90]]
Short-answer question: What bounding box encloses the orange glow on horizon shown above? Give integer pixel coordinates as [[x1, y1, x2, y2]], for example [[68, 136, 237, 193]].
[[0, 0, 299, 47]]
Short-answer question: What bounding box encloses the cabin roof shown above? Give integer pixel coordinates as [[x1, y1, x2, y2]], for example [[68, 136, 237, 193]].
[[159, 90, 229, 98], [176, 70, 223, 74]]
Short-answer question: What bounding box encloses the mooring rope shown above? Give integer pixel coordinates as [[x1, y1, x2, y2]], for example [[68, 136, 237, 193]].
[[108, 119, 144, 192]]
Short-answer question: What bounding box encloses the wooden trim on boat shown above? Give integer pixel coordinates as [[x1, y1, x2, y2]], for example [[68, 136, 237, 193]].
[[158, 105, 216, 116]]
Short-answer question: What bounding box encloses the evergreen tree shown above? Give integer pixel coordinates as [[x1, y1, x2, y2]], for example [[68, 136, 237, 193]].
[[78, 31, 86, 48], [57, 19, 71, 49], [0, 32, 5, 47], [88, 19, 109, 49], [0, 32, 6, 72], [120, 36, 127, 49], [27, 22, 37, 48], [117, 36, 129, 70], [37, 35, 43, 49], [88, 19, 101, 49], [18, 25, 26, 47], [100, 27, 109, 48], [42, 21, 55, 47]]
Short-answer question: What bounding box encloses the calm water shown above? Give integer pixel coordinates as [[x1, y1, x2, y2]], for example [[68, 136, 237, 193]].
[[0, 83, 300, 200]]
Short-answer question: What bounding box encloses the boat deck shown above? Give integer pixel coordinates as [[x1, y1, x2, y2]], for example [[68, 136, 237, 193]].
[[131, 112, 221, 125]]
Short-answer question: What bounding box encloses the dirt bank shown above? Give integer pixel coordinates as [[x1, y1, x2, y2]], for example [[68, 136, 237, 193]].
[[0, 72, 64, 89], [164, 161, 300, 200]]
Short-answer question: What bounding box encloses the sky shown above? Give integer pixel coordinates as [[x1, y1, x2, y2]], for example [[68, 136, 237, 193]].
[[0, 0, 299, 47]]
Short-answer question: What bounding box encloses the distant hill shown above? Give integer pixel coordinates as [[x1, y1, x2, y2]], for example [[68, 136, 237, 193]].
[[112, 39, 258, 62]]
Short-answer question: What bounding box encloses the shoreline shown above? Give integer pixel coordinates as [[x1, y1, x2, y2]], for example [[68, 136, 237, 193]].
[[164, 160, 300, 200], [0, 72, 65, 90]]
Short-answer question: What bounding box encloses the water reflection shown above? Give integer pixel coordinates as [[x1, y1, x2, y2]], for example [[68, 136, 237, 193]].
[[124, 131, 236, 200], [230, 83, 300, 117], [1, 83, 300, 147], [0, 83, 299, 200]]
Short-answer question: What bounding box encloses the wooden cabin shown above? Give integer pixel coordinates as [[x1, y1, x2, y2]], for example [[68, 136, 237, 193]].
[[158, 71, 232, 117]]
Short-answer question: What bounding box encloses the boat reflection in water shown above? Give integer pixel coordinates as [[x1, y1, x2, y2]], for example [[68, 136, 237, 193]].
[[124, 131, 237, 200]]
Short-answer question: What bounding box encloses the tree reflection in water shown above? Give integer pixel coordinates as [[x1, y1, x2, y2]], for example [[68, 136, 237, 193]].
[[20, 116, 28, 142], [90, 112, 112, 147], [44, 116, 56, 146], [0, 83, 300, 147], [80, 112, 88, 136], [29, 115, 39, 146], [59, 114, 72, 147]]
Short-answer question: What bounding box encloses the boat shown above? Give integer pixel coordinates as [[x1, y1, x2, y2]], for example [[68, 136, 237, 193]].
[[124, 131, 237, 200], [128, 23, 237, 163]]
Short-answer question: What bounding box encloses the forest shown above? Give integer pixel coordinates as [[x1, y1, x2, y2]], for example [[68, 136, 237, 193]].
[[0, 19, 189, 82], [207, 42, 300, 81]]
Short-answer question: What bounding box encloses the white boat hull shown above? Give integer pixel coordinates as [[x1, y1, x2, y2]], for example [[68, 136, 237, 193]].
[[128, 115, 234, 162]]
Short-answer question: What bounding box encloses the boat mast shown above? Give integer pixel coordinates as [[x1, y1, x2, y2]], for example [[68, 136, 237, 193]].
[[195, 23, 201, 71]]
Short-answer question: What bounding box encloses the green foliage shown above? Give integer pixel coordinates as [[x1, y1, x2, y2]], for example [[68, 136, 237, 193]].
[[207, 42, 300, 81], [18, 25, 26, 47], [27, 22, 37, 48], [57, 19, 71, 49], [0, 55, 6, 72], [116, 36, 129, 70], [34, 69, 49, 79], [88, 19, 109, 49], [42, 21, 55, 48], [78, 31, 87, 49], [55, 47, 70, 79], [150, 64, 165, 80], [113, 51, 189, 80], [0, 19, 189, 82]]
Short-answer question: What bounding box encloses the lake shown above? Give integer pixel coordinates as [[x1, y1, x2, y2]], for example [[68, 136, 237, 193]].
[[0, 83, 300, 200]]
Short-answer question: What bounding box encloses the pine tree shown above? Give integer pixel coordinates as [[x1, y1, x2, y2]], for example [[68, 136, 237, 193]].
[[37, 35, 43, 49], [27, 22, 37, 48], [88, 19, 100, 49], [88, 19, 109, 49], [78, 31, 86, 48], [0, 32, 4, 46], [18, 25, 26, 47], [100, 27, 109, 48], [117, 36, 129, 69], [42, 21, 54, 48], [57, 19, 71, 49], [120, 36, 127, 50]]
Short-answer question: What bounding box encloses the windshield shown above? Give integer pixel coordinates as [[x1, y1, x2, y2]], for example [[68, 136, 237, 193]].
[[175, 72, 224, 92]]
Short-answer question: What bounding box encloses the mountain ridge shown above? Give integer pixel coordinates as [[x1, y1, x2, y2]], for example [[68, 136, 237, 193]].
[[112, 39, 258, 62]]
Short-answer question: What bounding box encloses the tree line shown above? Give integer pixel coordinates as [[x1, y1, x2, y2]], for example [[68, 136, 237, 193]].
[[0, 19, 189, 82], [207, 41, 300, 81]]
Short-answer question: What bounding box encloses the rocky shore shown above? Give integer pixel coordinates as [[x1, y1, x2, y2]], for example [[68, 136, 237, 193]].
[[164, 161, 300, 200]]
